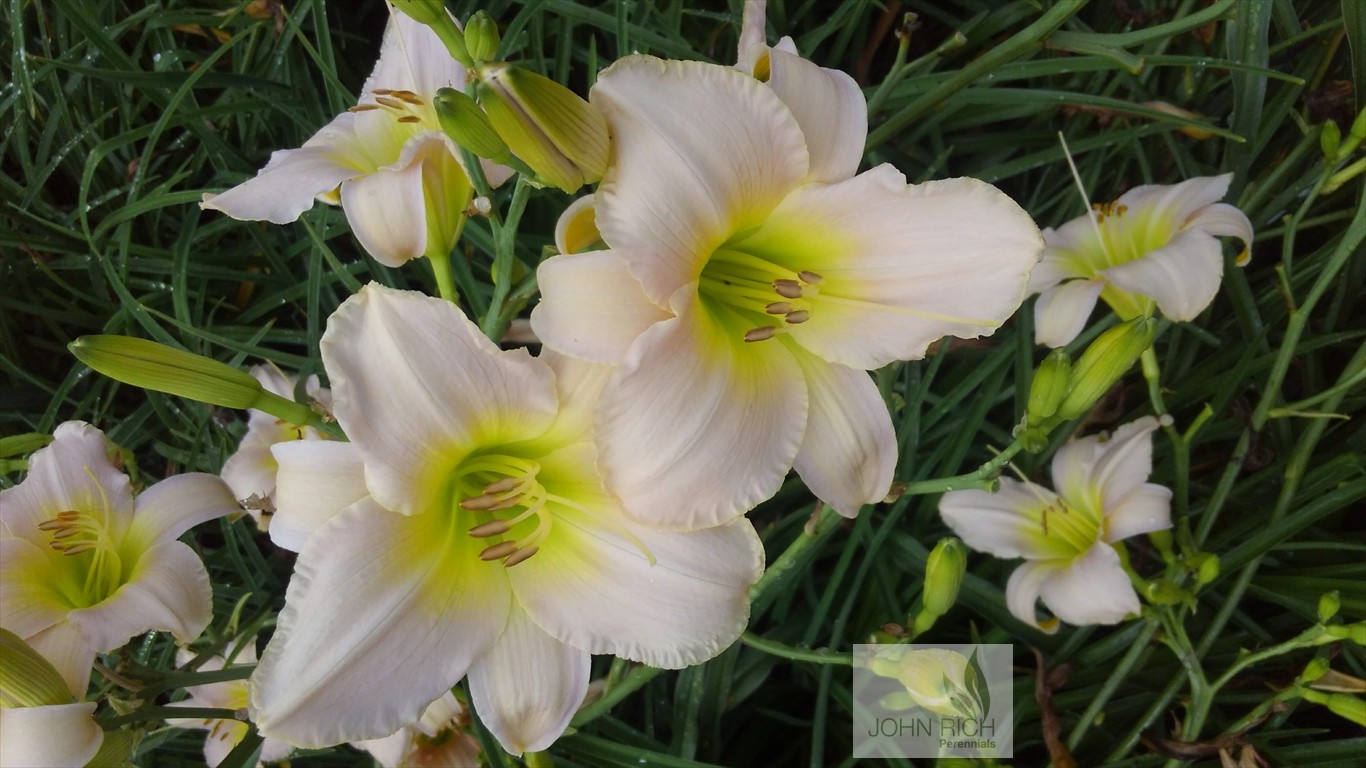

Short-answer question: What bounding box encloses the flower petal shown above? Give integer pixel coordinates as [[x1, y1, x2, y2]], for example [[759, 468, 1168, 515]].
[[1038, 543, 1141, 626], [0, 703, 102, 768], [1101, 228, 1223, 321], [791, 354, 895, 517], [1104, 483, 1173, 542], [596, 289, 806, 529], [1, 421, 132, 549], [764, 48, 866, 183], [1033, 279, 1104, 348], [68, 540, 213, 651], [735, 0, 769, 72], [467, 609, 589, 756], [340, 155, 429, 268], [741, 167, 1043, 369], [364, 11, 467, 101], [269, 440, 369, 552], [1186, 202, 1254, 265], [125, 473, 238, 550], [1116, 173, 1233, 230], [553, 194, 601, 255], [531, 250, 671, 365], [250, 498, 511, 747], [22, 620, 95, 697], [320, 284, 558, 517], [1051, 417, 1160, 514], [938, 479, 1071, 560], [1005, 561, 1061, 633], [200, 116, 365, 224], [0, 538, 72, 639], [591, 56, 809, 304], [511, 475, 763, 668]]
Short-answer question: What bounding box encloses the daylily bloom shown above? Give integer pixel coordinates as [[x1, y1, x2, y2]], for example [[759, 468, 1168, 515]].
[[531, 51, 1043, 527], [1029, 174, 1254, 347], [220, 365, 331, 529], [0, 629, 103, 768], [166, 639, 291, 768], [939, 417, 1171, 632], [249, 284, 763, 755], [200, 10, 510, 268], [0, 421, 237, 695], [352, 693, 480, 768]]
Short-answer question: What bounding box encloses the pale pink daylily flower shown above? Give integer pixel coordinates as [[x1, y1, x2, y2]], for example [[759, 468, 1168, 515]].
[[0, 422, 237, 696], [531, 50, 1042, 527], [166, 640, 292, 768], [249, 285, 763, 756], [200, 10, 510, 268], [220, 365, 331, 529], [0, 630, 104, 768], [939, 417, 1171, 632], [352, 693, 480, 768], [1030, 174, 1254, 347]]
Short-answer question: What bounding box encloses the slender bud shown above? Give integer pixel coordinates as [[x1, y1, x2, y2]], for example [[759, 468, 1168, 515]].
[[389, 0, 472, 67], [1318, 591, 1341, 623], [922, 538, 967, 617], [464, 11, 500, 63], [1299, 657, 1331, 686], [477, 63, 609, 193], [0, 629, 72, 708], [434, 87, 511, 162], [1187, 552, 1219, 587], [1142, 578, 1186, 606], [1321, 119, 1342, 161], [1026, 348, 1072, 425], [1301, 689, 1366, 727], [1054, 317, 1156, 420]]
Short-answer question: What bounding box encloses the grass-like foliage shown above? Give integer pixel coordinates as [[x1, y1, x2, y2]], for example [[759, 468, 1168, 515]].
[[2, 0, 1363, 766]]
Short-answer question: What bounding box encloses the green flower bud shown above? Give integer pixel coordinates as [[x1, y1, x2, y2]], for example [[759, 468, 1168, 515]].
[[389, 0, 472, 67], [464, 11, 500, 63], [1321, 119, 1342, 161], [1143, 578, 1186, 606], [1318, 591, 1341, 623], [1026, 348, 1072, 425], [1187, 552, 1219, 586], [435, 87, 511, 162], [1055, 317, 1156, 421], [923, 538, 967, 617], [1302, 689, 1366, 727], [1299, 657, 1331, 686], [477, 63, 609, 193], [0, 628, 72, 708]]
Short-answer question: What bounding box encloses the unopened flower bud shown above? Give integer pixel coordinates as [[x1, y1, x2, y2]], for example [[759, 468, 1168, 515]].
[[464, 11, 500, 62], [434, 87, 510, 162], [1299, 657, 1331, 686], [1318, 591, 1341, 623], [1187, 552, 1219, 586], [1321, 119, 1342, 161], [1143, 578, 1186, 606], [1055, 317, 1156, 420], [923, 538, 967, 617], [477, 63, 609, 193], [389, 1, 472, 67], [1026, 348, 1071, 425], [1301, 689, 1366, 727], [0, 629, 71, 708]]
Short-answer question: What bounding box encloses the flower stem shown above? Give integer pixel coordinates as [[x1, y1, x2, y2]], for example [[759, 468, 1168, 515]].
[[740, 632, 853, 666], [898, 438, 1025, 497], [429, 252, 460, 306], [570, 664, 662, 727]]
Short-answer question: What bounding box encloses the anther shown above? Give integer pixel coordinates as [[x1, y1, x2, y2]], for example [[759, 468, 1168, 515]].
[[347, 104, 381, 113], [374, 96, 407, 110], [48, 541, 67, 551], [392, 90, 423, 104], [57, 511, 81, 521], [52, 528, 80, 539], [62, 543, 96, 556], [797, 270, 824, 285], [460, 494, 501, 511], [773, 280, 803, 299], [744, 326, 778, 343], [765, 302, 793, 315], [468, 520, 512, 538], [37, 519, 67, 531], [484, 477, 522, 494], [784, 310, 810, 324], [372, 89, 394, 95], [396, 115, 422, 124], [503, 546, 539, 568], [479, 541, 519, 561]]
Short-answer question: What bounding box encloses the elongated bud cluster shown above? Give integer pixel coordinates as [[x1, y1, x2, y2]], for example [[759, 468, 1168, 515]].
[[435, 87, 511, 162], [69, 335, 319, 427], [464, 11, 500, 62], [477, 63, 609, 193], [0, 628, 71, 708], [1054, 317, 1156, 420]]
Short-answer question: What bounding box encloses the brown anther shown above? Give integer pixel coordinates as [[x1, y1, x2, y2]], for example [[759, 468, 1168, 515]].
[[765, 301, 794, 315], [773, 280, 803, 299], [797, 270, 823, 285], [372, 88, 394, 95], [744, 326, 778, 343], [784, 310, 811, 324], [392, 90, 422, 103], [396, 115, 422, 123], [479, 541, 519, 561], [57, 511, 82, 521], [62, 543, 95, 555], [502, 546, 539, 567], [347, 104, 381, 113], [374, 96, 407, 110], [483, 477, 522, 494], [468, 520, 512, 538], [489, 497, 524, 511], [37, 519, 67, 531], [52, 528, 80, 539], [48, 541, 67, 551], [460, 494, 501, 511]]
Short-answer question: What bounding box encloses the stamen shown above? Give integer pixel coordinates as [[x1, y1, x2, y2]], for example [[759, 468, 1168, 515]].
[[483, 477, 522, 494], [52, 528, 80, 539], [784, 310, 810, 324], [479, 541, 519, 561], [37, 519, 67, 531], [765, 302, 793, 315], [392, 90, 423, 103], [773, 279, 803, 299], [57, 511, 81, 521], [797, 270, 824, 285], [374, 96, 407, 110], [62, 543, 96, 556], [396, 115, 422, 124], [372, 88, 394, 95], [468, 520, 512, 538], [460, 494, 501, 511], [744, 326, 778, 342], [502, 546, 539, 568], [348, 104, 381, 113]]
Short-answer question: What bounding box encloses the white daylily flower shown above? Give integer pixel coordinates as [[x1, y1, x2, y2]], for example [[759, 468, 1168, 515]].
[[249, 284, 763, 755], [866, 646, 980, 719], [165, 640, 291, 768], [352, 692, 480, 768], [220, 365, 331, 529], [200, 11, 511, 268], [1029, 174, 1254, 347], [0, 629, 104, 768], [939, 417, 1171, 632], [531, 53, 1042, 527], [0, 422, 238, 695]]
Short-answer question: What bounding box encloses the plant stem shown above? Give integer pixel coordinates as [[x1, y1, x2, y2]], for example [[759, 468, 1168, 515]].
[[739, 632, 854, 666], [430, 252, 460, 306]]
